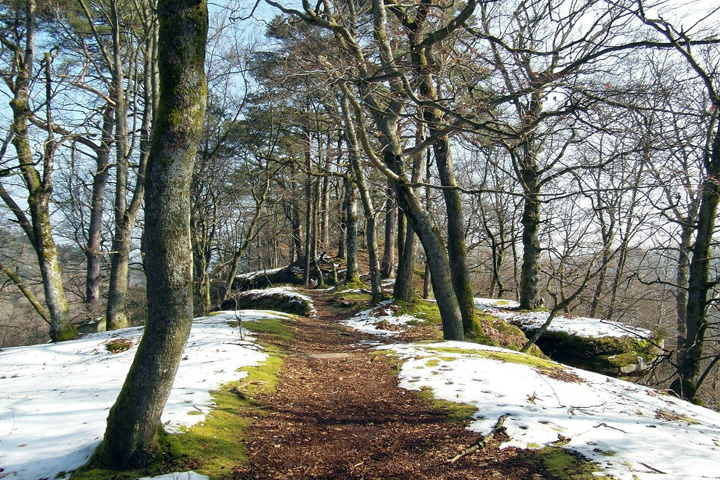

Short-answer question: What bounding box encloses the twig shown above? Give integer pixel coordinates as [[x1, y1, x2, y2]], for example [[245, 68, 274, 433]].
[[446, 414, 510, 464], [640, 462, 667, 474]]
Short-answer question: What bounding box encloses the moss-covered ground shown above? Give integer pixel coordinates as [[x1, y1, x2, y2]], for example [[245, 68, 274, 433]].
[[518, 447, 614, 480]]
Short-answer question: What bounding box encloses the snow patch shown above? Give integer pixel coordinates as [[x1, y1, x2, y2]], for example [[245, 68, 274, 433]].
[[0, 313, 270, 480], [382, 341, 720, 480]]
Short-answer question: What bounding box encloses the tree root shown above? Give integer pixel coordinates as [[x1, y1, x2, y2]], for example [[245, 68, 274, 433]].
[[447, 414, 510, 464]]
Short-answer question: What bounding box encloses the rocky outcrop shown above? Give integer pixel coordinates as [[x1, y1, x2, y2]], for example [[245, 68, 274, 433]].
[[474, 298, 665, 378], [220, 288, 315, 316]]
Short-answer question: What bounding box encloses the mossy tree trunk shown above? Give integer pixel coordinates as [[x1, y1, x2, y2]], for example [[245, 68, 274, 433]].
[[371, 0, 464, 340], [342, 96, 381, 301], [394, 123, 425, 303], [5, 0, 76, 342], [94, 0, 207, 468], [105, 0, 133, 330], [409, 34, 478, 334], [517, 145, 543, 310]]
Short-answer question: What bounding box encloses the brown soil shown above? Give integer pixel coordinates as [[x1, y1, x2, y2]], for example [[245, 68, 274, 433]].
[[232, 290, 544, 479]]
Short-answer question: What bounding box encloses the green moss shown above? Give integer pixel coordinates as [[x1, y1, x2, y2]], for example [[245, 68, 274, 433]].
[[394, 298, 443, 326], [595, 449, 616, 456], [460, 313, 546, 358], [416, 386, 477, 423], [72, 342, 286, 480], [72, 426, 171, 480], [162, 346, 284, 478], [240, 318, 294, 342], [105, 339, 133, 353], [55, 323, 80, 342], [422, 346, 568, 378], [523, 327, 664, 376], [334, 280, 370, 292], [520, 447, 613, 480]]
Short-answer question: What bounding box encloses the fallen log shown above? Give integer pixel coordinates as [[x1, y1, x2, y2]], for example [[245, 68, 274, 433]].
[[447, 414, 510, 464]]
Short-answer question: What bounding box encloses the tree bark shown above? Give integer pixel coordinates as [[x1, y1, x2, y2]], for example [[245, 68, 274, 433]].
[[381, 182, 398, 278], [519, 162, 542, 310], [95, 0, 207, 467], [85, 103, 114, 318], [394, 130, 425, 303], [404, 4, 477, 333], [344, 176, 360, 283], [105, 9, 154, 330], [341, 95, 381, 301], [433, 137, 478, 334], [105, 0, 132, 330], [303, 126, 313, 287], [6, 0, 76, 342], [673, 124, 720, 402]]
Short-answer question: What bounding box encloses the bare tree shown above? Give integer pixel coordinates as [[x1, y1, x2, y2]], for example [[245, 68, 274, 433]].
[[93, 0, 207, 467]]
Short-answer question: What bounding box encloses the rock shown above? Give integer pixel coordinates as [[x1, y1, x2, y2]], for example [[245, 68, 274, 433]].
[[525, 329, 664, 377], [474, 298, 665, 378], [220, 288, 314, 316]]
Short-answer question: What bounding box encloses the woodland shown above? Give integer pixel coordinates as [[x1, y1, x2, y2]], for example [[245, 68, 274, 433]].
[[1, 0, 720, 469]]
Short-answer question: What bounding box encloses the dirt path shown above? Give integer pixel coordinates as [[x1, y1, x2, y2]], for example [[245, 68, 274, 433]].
[[232, 291, 537, 479]]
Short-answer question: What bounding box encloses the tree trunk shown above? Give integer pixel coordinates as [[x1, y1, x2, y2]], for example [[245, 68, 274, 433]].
[[394, 132, 425, 302], [303, 127, 313, 288], [381, 182, 398, 278], [673, 125, 720, 402], [337, 178, 348, 259], [95, 0, 207, 468], [106, 0, 132, 330], [675, 220, 694, 355], [85, 103, 114, 319], [341, 96, 381, 301], [433, 136, 478, 335], [410, 33, 476, 333], [105, 11, 154, 330], [7, 0, 76, 342], [589, 244, 610, 319], [311, 176, 324, 287], [382, 144, 464, 340], [344, 177, 360, 283], [394, 212, 417, 302], [519, 178, 542, 310]]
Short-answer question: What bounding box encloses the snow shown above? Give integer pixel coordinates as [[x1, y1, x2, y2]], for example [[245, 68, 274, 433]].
[[343, 301, 720, 480], [0, 312, 271, 480], [233, 267, 283, 282], [474, 297, 655, 339], [138, 472, 208, 480], [2, 291, 720, 480], [380, 341, 720, 479], [243, 287, 314, 305], [138, 470, 210, 480], [340, 300, 418, 337]]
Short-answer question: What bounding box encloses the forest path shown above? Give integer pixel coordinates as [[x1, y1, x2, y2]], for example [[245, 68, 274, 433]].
[[233, 289, 537, 479]]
